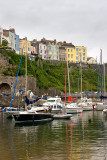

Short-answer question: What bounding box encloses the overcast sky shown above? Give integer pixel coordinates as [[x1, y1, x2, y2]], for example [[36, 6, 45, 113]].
[[0, 0, 107, 63]]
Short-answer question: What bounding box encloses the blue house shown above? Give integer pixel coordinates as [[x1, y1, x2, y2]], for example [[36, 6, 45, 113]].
[[15, 34, 19, 54]]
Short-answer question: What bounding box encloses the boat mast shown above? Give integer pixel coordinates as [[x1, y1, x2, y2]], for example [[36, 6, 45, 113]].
[[80, 53, 82, 98], [25, 38, 27, 110], [65, 50, 67, 106], [104, 63, 106, 95], [67, 58, 70, 97]]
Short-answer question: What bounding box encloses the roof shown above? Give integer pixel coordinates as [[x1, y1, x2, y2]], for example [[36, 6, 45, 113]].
[[87, 57, 93, 61]]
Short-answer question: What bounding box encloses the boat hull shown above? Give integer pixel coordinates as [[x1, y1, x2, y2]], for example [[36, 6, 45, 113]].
[[82, 106, 93, 111], [96, 103, 107, 111], [13, 112, 53, 123], [65, 108, 82, 114]]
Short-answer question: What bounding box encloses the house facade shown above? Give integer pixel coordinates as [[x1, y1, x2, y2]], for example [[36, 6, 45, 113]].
[[31, 39, 38, 55], [19, 37, 31, 55], [75, 46, 87, 63], [39, 42, 47, 59], [87, 57, 97, 64], [3, 28, 16, 50], [0, 26, 11, 47], [59, 46, 66, 61], [47, 42, 59, 61], [61, 42, 75, 63], [15, 34, 20, 54]]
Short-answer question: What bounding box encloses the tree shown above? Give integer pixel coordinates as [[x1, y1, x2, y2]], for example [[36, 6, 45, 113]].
[[2, 39, 8, 47]]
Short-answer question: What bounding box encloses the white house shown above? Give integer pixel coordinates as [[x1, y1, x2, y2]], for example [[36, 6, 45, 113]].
[[87, 57, 97, 64]]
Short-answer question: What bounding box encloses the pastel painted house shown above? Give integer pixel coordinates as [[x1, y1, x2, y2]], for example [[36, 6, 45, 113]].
[[47, 42, 59, 61], [3, 28, 15, 50], [0, 26, 11, 47], [15, 34, 20, 54], [19, 37, 31, 55], [75, 46, 87, 64], [31, 40, 38, 55], [2, 27, 19, 54], [87, 57, 97, 64], [39, 42, 48, 60]]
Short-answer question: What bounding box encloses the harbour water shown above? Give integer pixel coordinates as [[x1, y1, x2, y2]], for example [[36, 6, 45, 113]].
[[0, 111, 107, 160]]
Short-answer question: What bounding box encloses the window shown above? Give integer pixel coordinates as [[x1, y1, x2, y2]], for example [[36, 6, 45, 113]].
[[41, 50, 42, 53], [83, 49, 85, 52], [83, 53, 85, 56], [44, 46, 45, 49], [71, 60, 73, 63], [76, 48, 78, 51], [76, 56, 79, 60], [71, 49, 72, 52], [83, 57, 85, 60], [79, 49, 81, 51], [71, 54, 73, 58], [68, 49, 69, 52], [76, 52, 78, 55], [68, 54, 70, 58]]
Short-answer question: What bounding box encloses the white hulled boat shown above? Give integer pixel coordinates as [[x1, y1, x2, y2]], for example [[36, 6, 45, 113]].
[[78, 97, 93, 111], [96, 102, 107, 111], [42, 96, 64, 114], [65, 103, 83, 114]]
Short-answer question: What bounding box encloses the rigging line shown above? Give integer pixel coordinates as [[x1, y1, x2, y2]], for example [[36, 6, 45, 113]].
[[101, 65, 104, 94], [97, 63, 100, 100], [65, 51, 67, 106], [9, 54, 23, 110], [77, 62, 81, 102]]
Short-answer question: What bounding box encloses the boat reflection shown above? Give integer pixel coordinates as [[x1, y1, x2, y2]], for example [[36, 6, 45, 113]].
[[14, 119, 53, 127]]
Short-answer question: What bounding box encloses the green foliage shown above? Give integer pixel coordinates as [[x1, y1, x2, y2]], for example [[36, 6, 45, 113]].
[[0, 49, 106, 92], [35, 56, 39, 61], [2, 40, 8, 47]]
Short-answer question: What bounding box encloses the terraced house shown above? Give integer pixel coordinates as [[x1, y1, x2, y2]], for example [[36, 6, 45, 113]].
[[47, 40, 59, 61], [0, 26, 87, 63], [19, 37, 31, 55], [75, 46, 87, 63], [0, 26, 19, 54], [38, 38, 48, 60]]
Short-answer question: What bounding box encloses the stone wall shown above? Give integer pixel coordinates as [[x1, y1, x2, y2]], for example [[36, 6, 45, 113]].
[[0, 75, 37, 94]]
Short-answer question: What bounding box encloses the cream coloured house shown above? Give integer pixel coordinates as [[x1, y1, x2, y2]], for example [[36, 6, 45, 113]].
[[87, 57, 97, 64]]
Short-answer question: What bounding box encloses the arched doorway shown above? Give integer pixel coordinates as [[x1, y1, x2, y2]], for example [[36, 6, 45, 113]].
[[0, 83, 11, 95]]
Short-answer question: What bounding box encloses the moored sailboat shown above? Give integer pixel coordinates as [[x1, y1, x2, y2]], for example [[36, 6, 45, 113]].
[[13, 111, 53, 123]]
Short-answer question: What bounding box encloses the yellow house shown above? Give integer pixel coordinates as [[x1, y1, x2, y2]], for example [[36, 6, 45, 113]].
[[66, 46, 87, 63], [66, 47, 76, 63], [19, 37, 31, 55]]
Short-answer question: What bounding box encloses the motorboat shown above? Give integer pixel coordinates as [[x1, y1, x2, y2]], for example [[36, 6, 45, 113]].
[[78, 97, 93, 111], [65, 103, 83, 114], [95, 102, 107, 111], [13, 111, 53, 123], [43, 96, 64, 114]]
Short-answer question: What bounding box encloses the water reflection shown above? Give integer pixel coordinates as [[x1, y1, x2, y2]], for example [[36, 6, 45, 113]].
[[0, 111, 107, 160]]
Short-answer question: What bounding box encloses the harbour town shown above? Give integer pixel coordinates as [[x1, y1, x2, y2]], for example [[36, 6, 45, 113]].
[[0, 26, 107, 159]]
